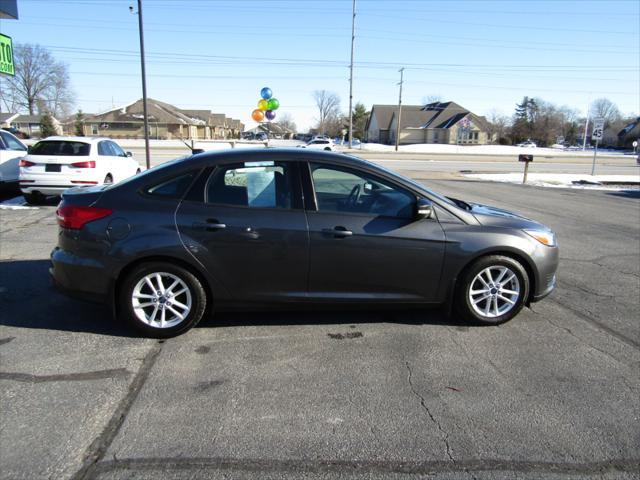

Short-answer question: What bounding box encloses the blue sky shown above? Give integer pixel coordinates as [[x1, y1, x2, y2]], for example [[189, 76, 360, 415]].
[[1, 0, 638, 130]]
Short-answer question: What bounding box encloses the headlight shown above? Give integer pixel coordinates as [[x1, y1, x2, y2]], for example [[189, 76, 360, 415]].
[[523, 229, 557, 247]]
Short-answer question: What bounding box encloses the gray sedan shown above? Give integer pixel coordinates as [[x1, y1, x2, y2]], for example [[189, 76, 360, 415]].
[[51, 149, 558, 337]]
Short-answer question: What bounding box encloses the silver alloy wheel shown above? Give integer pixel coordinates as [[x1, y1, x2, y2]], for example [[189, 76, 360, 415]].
[[131, 272, 192, 328], [468, 266, 520, 319]]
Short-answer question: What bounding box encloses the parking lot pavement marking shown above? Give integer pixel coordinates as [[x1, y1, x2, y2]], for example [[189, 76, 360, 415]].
[[70, 342, 164, 480]]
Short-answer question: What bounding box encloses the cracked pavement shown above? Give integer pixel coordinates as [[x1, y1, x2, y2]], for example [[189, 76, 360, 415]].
[[0, 179, 639, 479]]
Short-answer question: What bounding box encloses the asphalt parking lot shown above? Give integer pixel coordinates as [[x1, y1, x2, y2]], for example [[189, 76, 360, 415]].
[[0, 178, 639, 479]]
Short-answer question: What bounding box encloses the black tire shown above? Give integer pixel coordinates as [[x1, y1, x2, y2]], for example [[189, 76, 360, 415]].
[[136, 168, 141, 174], [104, 174, 113, 184], [23, 192, 43, 205], [324, 147, 331, 151], [119, 262, 208, 338], [455, 255, 529, 325]]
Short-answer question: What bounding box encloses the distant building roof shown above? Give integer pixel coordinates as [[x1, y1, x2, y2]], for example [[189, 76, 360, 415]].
[[0, 113, 19, 123], [87, 98, 203, 125]]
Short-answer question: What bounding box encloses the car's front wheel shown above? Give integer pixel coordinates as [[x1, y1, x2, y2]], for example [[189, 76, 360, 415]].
[[455, 255, 529, 325], [119, 262, 208, 337]]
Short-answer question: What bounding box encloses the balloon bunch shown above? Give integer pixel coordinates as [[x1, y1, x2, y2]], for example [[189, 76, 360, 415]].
[[251, 87, 279, 122]]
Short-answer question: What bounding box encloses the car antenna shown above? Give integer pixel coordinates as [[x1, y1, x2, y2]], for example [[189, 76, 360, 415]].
[[179, 137, 204, 155]]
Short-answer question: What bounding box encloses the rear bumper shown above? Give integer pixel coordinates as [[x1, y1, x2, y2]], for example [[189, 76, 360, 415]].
[[50, 247, 110, 303], [22, 184, 74, 195]]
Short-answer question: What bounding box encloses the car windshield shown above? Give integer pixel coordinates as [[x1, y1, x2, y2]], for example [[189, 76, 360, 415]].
[[30, 141, 91, 156]]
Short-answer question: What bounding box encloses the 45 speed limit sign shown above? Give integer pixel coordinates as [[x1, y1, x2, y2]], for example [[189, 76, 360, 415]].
[[592, 118, 605, 141]]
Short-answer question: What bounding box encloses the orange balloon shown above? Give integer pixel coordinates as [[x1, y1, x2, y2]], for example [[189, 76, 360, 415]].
[[252, 109, 265, 122], [258, 99, 269, 111]]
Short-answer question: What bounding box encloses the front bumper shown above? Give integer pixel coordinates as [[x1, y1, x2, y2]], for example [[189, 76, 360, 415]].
[[532, 274, 556, 302]]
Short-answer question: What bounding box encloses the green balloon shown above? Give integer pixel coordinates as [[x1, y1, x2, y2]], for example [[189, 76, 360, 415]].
[[267, 98, 280, 110]]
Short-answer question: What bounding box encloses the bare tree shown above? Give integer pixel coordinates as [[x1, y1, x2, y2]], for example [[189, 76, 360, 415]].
[[590, 98, 621, 126], [278, 112, 297, 133], [486, 109, 510, 144], [312, 90, 341, 134], [422, 94, 442, 105], [1, 43, 75, 116]]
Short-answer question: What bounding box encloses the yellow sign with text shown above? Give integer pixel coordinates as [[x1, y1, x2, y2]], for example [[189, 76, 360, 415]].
[[0, 34, 15, 76]]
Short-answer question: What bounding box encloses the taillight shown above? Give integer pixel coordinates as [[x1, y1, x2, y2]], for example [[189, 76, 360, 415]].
[[71, 160, 96, 168], [19, 159, 35, 167], [56, 205, 113, 230]]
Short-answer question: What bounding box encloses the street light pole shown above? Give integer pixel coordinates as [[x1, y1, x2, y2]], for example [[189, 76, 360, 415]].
[[136, 0, 151, 169], [394, 68, 404, 152], [347, 0, 356, 149]]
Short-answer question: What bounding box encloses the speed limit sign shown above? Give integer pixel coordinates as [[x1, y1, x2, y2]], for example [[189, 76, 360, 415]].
[[592, 118, 605, 141]]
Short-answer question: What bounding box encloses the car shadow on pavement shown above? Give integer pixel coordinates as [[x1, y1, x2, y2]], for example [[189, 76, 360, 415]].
[[0, 260, 473, 337], [607, 189, 640, 199], [0, 259, 134, 337]]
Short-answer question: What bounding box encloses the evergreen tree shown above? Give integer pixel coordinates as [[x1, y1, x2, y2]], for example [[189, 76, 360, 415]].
[[351, 102, 369, 140], [74, 110, 85, 136], [39, 113, 57, 138]]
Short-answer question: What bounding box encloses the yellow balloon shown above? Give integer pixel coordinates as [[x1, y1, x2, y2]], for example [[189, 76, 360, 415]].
[[258, 99, 269, 111], [252, 109, 265, 122]]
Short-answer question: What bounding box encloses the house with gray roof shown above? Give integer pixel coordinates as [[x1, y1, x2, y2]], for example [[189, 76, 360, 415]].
[[82, 99, 243, 140], [366, 101, 493, 145], [0, 113, 62, 136]]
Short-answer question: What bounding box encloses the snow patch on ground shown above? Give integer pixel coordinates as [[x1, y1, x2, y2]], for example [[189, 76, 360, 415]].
[[462, 173, 640, 190], [357, 143, 628, 157], [0, 196, 38, 209]]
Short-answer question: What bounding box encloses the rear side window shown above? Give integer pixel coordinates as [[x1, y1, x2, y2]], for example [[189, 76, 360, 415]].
[[206, 161, 293, 209], [0, 131, 27, 151], [145, 173, 196, 199], [30, 141, 91, 156]]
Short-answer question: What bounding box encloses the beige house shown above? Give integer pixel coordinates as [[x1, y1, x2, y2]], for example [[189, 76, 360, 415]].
[[1, 113, 63, 137], [366, 101, 492, 145], [83, 99, 243, 140]]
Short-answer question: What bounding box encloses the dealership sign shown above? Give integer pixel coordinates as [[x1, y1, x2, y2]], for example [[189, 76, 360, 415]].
[[0, 33, 14, 76]]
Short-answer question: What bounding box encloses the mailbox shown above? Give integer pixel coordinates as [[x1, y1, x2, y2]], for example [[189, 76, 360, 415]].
[[519, 154, 533, 162]]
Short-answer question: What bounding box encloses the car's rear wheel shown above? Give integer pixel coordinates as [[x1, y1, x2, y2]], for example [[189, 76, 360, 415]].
[[104, 174, 113, 184], [23, 192, 43, 205], [324, 147, 331, 151], [455, 255, 529, 325], [119, 262, 207, 337]]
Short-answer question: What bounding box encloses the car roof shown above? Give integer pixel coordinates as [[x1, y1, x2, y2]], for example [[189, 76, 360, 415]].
[[36, 136, 111, 144]]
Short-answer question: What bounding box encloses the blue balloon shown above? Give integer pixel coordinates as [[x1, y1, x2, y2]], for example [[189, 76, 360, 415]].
[[260, 87, 272, 100]]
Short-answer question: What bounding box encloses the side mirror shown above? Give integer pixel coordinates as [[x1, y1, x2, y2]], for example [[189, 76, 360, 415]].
[[126, 151, 133, 157], [416, 198, 433, 220]]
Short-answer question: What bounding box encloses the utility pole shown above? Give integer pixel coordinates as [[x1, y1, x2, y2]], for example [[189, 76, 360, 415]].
[[582, 98, 591, 151], [394, 68, 404, 152], [347, 0, 356, 149], [135, 0, 151, 169]]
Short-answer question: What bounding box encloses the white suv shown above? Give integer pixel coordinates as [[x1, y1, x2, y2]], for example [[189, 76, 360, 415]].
[[0, 130, 28, 188], [302, 138, 334, 151], [19, 137, 140, 204]]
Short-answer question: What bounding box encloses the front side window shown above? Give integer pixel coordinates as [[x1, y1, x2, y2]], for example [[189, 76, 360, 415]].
[[310, 163, 415, 219], [109, 141, 127, 157], [207, 161, 293, 209], [29, 141, 90, 156], [97, 141, 110, 156]]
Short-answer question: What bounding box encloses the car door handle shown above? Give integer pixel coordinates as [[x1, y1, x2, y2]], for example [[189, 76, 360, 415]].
[[193, 219, 226, 231], [323, 226, 353, 238]]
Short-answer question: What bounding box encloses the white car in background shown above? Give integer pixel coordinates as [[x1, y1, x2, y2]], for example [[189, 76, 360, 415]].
[[517, 140, 537, 148], [19, 137, 140, 204], [0, 129, 28, 189], [300, 138, 334, 151]]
